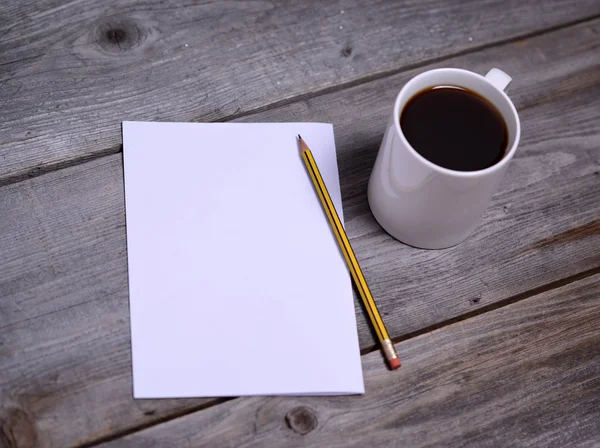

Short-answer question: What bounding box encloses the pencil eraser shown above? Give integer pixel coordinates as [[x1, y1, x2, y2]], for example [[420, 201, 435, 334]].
[[389, 358, 401, 370]]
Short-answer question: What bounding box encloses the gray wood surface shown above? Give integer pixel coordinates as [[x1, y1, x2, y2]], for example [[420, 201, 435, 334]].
[[245, 20, 600, 350], [98, 274, 600, 448], [1, 0, 599, 186], [1, 19, 599, 447]]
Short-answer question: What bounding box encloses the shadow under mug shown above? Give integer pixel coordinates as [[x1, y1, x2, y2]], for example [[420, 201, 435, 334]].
[[367, 68, 521, 249]]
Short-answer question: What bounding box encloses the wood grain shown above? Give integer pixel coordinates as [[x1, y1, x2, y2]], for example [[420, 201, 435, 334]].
[[1, 0, 599, 185], [98, 274, 600, 448], [1, 19, 600, 448]]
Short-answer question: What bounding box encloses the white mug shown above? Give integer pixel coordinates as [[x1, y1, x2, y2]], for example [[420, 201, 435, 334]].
[[367, 68, 521, 249]]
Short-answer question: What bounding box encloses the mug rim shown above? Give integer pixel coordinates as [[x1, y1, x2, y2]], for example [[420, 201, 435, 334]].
[[393, 68, 521, 178]]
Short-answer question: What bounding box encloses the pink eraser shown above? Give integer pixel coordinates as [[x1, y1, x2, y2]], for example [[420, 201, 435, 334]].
[[389, 358, 401, 370]]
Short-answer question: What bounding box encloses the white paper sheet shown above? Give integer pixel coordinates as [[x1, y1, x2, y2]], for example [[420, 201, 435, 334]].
[[122, 121, 364, 397]]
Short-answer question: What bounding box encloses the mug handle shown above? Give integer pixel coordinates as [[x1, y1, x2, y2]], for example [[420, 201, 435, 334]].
[[485, 68, 512, 92]]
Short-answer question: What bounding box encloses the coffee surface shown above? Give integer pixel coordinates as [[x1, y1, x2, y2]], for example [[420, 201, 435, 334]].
[[400, 87, 508, 171]]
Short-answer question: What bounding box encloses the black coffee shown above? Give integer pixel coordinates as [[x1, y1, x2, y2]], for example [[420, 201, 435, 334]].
[[400, 86, 508, 171]]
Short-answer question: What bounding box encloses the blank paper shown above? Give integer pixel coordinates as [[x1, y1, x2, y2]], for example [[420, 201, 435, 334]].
[[122, 121, 364, 397]]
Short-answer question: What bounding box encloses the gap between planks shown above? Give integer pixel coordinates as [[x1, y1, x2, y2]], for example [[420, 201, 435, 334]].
[[1, 13, 599, 190], [76, 398, 235, 448], [360, 265, 600, 356], [75, 265, 600, 448]]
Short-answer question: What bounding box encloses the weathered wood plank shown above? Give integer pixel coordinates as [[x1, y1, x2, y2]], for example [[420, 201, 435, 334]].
[[0, 156, 211, 448], [1, 0, 599, 185], [98, 274, 600, 448], [1, 20, 600, 447]]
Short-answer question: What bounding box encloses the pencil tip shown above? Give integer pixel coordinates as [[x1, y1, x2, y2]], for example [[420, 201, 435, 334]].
[[297, 134, 308, 153]]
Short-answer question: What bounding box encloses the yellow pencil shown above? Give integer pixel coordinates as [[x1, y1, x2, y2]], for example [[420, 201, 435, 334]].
[[298, 135, 400, 370]]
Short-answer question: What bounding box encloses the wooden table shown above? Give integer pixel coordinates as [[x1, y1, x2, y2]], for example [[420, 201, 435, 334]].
[[1, 1, 599, 447]]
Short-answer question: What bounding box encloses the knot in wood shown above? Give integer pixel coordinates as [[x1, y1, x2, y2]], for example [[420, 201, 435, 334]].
[[106, 28, 127, 45], [95, 19, 144, 53], [340, 45, 353, 57], [0, 408, 37, 448], [285, 406, 317, 435]]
